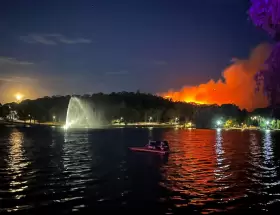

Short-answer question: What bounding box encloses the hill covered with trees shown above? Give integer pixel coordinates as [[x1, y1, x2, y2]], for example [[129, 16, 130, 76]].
[[0, 92, 279, 128]]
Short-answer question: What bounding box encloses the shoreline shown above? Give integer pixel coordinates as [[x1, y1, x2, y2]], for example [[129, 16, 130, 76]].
[[0, 120, 278, 131], [0, 120, 178, 128]]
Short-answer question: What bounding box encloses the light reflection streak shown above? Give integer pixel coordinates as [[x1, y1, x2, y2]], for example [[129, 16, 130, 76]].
[[248, 130, 280, 207], [249, 131, 261, 168], [261, 129, 280, 208], [215, 128, 224, 166], [148, 127, 153, 139], [7, 130, 29, 196], [63, 132, 91, 188], [214, 129, 232, 190], [261, 130, 278, 188], [263, 130, 274, 165]]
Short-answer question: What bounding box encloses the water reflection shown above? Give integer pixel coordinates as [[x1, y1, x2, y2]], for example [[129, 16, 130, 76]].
[[214, 128, 229, 183], [7, 130, 29, 197], [63, 131, 91, 187], [148, 127, 153, 139], [249, 131, 261, 163], [1, 127, 280, 214], [260, 130, 278, 188], [162, 129, 276, 214], [162, 130, 220, 212], [263, 130, 274, 165], [215, 128, 224, 166]]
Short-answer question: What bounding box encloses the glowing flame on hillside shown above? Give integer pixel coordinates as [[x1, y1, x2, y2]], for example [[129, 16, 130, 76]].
[[161, 44, 272, 110], [164, 95, 209, 105]]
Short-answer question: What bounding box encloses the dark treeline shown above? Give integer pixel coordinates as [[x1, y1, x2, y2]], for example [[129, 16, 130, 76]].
[[0, 92, 279, 128]]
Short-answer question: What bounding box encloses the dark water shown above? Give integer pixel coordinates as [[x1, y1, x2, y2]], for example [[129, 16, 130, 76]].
[[1, 126, 280, 214]]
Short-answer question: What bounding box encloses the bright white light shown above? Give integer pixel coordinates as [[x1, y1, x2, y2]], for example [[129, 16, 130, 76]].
[[266, 121, 270, 125], [15, 93, 23, 102], [217, 120, 221, 126]]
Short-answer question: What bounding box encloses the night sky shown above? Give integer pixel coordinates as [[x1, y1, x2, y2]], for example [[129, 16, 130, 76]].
[[0, 0, 270, 103]]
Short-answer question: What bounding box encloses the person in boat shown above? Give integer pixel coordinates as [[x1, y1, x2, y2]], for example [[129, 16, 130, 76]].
[[146, 140, 169, 151], [159, 141, 169, 151], [147, 140, 156, 149]]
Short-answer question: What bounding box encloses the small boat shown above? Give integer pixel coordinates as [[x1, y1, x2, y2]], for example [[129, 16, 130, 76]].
[[130, 140, 170, 154]]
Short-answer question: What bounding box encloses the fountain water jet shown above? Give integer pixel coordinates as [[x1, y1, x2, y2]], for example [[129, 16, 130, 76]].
[[64, 97, 101, 129]]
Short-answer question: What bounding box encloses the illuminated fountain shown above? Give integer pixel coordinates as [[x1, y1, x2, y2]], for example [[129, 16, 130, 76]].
[[64, 97, 101, 129]]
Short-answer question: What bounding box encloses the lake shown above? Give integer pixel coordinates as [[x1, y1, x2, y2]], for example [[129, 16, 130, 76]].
[[0, 126, 280, 214]]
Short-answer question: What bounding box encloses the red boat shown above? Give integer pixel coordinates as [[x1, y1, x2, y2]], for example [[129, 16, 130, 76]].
[[130, 140, 170, 155]]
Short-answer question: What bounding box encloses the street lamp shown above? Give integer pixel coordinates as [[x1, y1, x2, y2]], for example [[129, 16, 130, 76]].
[[53, 115, 56, 122], [217, 120, 221, 126], [186, 121, 192, 128], [149, 116, 153, 123], [266, 120, 270, 130]]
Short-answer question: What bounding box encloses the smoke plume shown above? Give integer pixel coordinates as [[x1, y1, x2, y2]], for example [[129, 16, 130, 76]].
[[162, 43, 272, 111]]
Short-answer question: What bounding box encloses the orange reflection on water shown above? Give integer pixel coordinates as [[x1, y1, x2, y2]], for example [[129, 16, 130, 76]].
[[160, 129, 253, 213], [162, 130, 219, 206]]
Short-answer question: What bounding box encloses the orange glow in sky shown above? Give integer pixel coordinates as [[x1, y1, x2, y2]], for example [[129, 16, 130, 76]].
[[0, 81, 48, 104], [161, 44, 271, 111]]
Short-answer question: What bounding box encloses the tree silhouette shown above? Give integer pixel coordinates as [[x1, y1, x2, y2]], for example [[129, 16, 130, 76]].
[[249, 0, 280, 108], [0, 92, 252, 128]]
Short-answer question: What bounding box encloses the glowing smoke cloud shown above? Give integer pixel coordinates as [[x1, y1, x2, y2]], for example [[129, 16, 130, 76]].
[[162, 44, 272, 111]]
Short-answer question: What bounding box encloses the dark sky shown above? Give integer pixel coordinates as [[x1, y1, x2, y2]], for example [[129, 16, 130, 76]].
[[0, 0, 270, 103]]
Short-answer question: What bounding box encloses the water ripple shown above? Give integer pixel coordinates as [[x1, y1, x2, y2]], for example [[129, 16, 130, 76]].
[[1, 128, 280, 214]]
